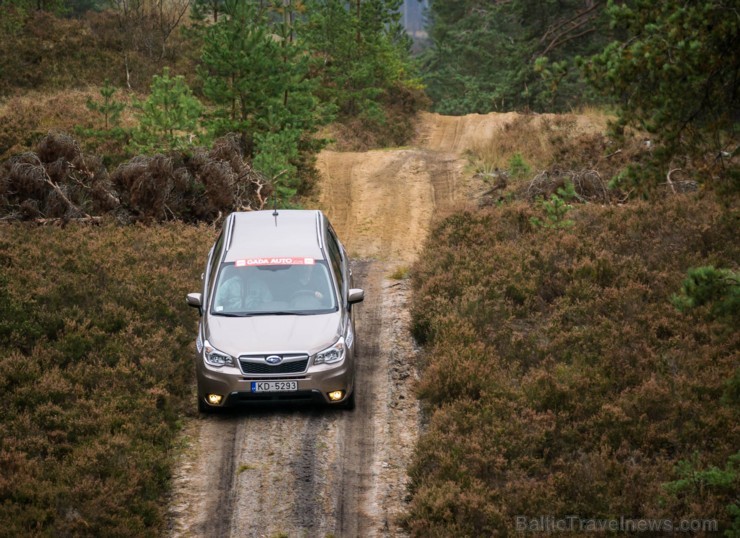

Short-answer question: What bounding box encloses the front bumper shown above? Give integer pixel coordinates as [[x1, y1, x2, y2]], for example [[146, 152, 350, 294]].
[[196, 356, 354, 409]]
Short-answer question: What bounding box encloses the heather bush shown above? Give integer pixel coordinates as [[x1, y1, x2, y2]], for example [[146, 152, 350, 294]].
[[0, 10, 117, 95], [0, 221, 214, 535], [407, 196, 739, 535]]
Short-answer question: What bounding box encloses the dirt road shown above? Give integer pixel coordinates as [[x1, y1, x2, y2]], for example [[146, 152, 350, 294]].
[[167, 112, 521, 537]]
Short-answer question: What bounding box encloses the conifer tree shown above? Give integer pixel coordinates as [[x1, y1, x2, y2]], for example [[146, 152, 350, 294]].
[[421, 0, 610, 113], [77, 79, 129, 163], [130, 67, 203, 154], [86, 80, 125, 131], [304, 0, 420, 129], [198, 0, 327, 199], [582, 0, 739, 187]]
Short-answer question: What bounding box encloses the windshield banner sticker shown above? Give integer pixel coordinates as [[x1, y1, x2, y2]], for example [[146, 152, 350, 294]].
[[235, 257, 315, 267]]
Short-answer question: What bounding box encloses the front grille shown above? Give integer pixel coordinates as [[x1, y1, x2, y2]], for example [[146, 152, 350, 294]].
[[239, 356, 309, 375]]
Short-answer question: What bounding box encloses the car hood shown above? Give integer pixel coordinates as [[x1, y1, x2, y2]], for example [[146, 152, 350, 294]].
[[204, 311, 343, 356]]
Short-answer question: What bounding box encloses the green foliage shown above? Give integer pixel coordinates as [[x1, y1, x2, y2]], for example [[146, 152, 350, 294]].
[[671, 266, 739, 321], [76, 80, 130, 162], [507, 152, 531, 179], [304, 0, 425, 146], [252, 129, 301, 200], [420, 0, 611, 113], [663, 452, 740, 537], [407, 196, 739, 535], [0, 3, 28, 35], [86, 80, 125, 130], [0, 223, 214, 535], [529, 194, 574, 230], [1, 0, 68, 15], [198, 1, 327, 195], [582, 0, 740, 186], [530, 181, 577, 229], [664, 452, 739, 495], [130, 68, 203, 154], [64, 0, 105, 17]]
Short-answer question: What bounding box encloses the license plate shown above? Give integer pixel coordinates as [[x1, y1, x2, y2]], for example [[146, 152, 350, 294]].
[[251, 381, 298, 393]]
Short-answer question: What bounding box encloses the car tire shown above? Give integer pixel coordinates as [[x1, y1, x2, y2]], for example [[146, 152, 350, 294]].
[[341, 389, 356, 411], [198, 396, 216, 414]]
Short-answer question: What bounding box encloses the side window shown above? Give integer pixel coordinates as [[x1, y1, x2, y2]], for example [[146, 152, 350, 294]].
[[325, 230, 344, 300]]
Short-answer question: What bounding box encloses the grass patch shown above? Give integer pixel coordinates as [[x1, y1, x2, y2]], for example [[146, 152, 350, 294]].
[[405, 195, 739, 535], [389, 265, 411, 280], [0, 220, 214, 535], [237, 463, 256, 474]]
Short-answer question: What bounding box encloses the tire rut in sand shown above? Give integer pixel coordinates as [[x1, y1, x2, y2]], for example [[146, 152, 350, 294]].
[[336, 260, 382, 537]]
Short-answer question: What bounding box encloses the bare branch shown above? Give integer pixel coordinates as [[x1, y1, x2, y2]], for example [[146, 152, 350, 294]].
[[534, 1, 604, 60], [666, 168, 681, 195], [16, 155, 91, 218]]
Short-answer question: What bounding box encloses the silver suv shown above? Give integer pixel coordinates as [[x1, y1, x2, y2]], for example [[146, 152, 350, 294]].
[[186, 210, 364, 411]]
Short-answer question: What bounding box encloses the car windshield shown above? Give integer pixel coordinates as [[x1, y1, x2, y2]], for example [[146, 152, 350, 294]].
[[210, 260, 338, 315]]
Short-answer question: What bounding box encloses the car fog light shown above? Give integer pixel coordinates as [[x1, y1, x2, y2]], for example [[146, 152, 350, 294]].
[[328, 390, 344, 402], [207, 394, 223, 405]]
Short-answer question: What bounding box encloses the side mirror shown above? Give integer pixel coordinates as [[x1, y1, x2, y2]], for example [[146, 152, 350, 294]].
[[186, 293, 203, 308], [348, 288, 364, 304]]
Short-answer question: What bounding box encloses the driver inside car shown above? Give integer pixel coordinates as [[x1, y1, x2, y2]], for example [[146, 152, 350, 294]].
[[292, 264, 333, 306]]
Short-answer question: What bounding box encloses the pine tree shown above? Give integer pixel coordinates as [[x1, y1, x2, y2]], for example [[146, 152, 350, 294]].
[[304, 0, 421, 130], [582, 0, 739, 187], [130, 67, 203, 154], [198, 0, 327, 199], [421, 0, 610, 113], [86, 80, 125, 131], [76, 80, 129, 164]]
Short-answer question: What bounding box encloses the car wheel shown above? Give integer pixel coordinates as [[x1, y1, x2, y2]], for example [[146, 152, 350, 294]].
[[341, 389, 356, 411], [198, 396, 216, 414]]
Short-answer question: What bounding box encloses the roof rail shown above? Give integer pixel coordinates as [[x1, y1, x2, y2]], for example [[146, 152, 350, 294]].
[[223, 213, 236, 253]]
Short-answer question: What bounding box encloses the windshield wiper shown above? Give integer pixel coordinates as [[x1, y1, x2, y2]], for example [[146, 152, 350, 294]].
[[210, 312, 250, 317], [247, 311, 313, 316]]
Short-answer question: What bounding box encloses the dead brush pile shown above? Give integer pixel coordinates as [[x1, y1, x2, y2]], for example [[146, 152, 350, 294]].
[[0, 132, 269, 223], [407, 195, 739, 536], [0, 132, 115, 220]]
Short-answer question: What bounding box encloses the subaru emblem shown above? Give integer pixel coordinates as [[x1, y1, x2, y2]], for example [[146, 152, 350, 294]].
[[265, 355, 283, 365]]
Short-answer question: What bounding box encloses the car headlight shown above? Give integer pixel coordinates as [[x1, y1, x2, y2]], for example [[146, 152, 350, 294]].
[[314, 337, 346, 365], [203, 340, 233, 367]]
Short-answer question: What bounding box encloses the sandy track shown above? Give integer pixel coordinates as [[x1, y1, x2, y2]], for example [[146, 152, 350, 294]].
[[167, 112, 520, 538]]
